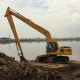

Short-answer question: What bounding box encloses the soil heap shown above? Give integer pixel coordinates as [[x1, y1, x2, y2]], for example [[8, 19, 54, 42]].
[[0, 52, 64, 80]]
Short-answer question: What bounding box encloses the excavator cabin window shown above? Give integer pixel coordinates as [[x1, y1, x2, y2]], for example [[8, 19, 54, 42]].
[[46, 42, 58, 52]]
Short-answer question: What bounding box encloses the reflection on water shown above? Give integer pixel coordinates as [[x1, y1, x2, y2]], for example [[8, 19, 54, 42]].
[[0, 41, 80, 61]]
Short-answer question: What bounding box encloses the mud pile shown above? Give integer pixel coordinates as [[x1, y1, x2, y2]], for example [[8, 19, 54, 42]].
[[0, 52, 64, 80]]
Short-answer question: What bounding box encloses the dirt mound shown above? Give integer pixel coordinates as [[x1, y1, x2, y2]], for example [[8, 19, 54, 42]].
[[0, 52, 64, 80], [0, 52, 80, 80]]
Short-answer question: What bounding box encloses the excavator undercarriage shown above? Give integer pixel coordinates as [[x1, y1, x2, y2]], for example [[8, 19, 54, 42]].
[[36, 46, 71, 63], [36, 55, 69, 63]]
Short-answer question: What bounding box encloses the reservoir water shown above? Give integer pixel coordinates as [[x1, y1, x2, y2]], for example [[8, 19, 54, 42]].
[[0, 41, 80, 61]]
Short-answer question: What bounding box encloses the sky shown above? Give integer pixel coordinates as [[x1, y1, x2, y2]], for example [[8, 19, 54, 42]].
[[0, 0, 80, 38]]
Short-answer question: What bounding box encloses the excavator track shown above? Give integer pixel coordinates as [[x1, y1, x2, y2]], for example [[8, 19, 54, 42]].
[[36, 55, 48, 63], [52, 56, 69, 63], [36, 55, 69, 63]]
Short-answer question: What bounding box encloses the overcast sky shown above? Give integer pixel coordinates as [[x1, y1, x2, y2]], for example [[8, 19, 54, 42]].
[[0, 0, 80, 38]]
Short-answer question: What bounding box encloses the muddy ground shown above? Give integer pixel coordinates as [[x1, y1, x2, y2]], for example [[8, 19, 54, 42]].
[[0, 52, 80, 80]]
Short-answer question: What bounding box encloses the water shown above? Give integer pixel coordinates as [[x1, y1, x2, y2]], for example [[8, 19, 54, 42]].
[[0, 41, 80, 61]]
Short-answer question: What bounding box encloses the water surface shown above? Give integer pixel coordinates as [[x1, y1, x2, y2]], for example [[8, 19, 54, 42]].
[[0, 41, 80, 61]]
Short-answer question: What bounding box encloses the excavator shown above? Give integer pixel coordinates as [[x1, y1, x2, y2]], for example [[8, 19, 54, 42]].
[[5, 7, 72, 63]]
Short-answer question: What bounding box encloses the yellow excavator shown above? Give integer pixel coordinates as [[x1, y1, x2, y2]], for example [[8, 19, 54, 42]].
[[5, 7, 72, 63]]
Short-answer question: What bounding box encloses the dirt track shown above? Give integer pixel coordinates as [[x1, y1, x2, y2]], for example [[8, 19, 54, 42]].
[[31, 60, 80, 80]]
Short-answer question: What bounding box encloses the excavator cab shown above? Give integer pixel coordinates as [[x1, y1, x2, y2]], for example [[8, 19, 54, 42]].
[[46, 42, 58, 53]]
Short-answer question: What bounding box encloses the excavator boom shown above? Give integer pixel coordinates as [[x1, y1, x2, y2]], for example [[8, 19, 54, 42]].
[[5, 7, 52, 42], [5, 7, 60, 55]]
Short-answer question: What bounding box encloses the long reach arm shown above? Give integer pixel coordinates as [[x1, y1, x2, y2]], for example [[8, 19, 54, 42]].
[[5, 7, 53, 42], [5, 7, 60, 55]]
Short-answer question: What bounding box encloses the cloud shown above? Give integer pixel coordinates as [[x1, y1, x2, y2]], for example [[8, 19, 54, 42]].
[[6, 0, 49, 9], [71, 12, 80, 23], [0, 0, 80, 38]]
